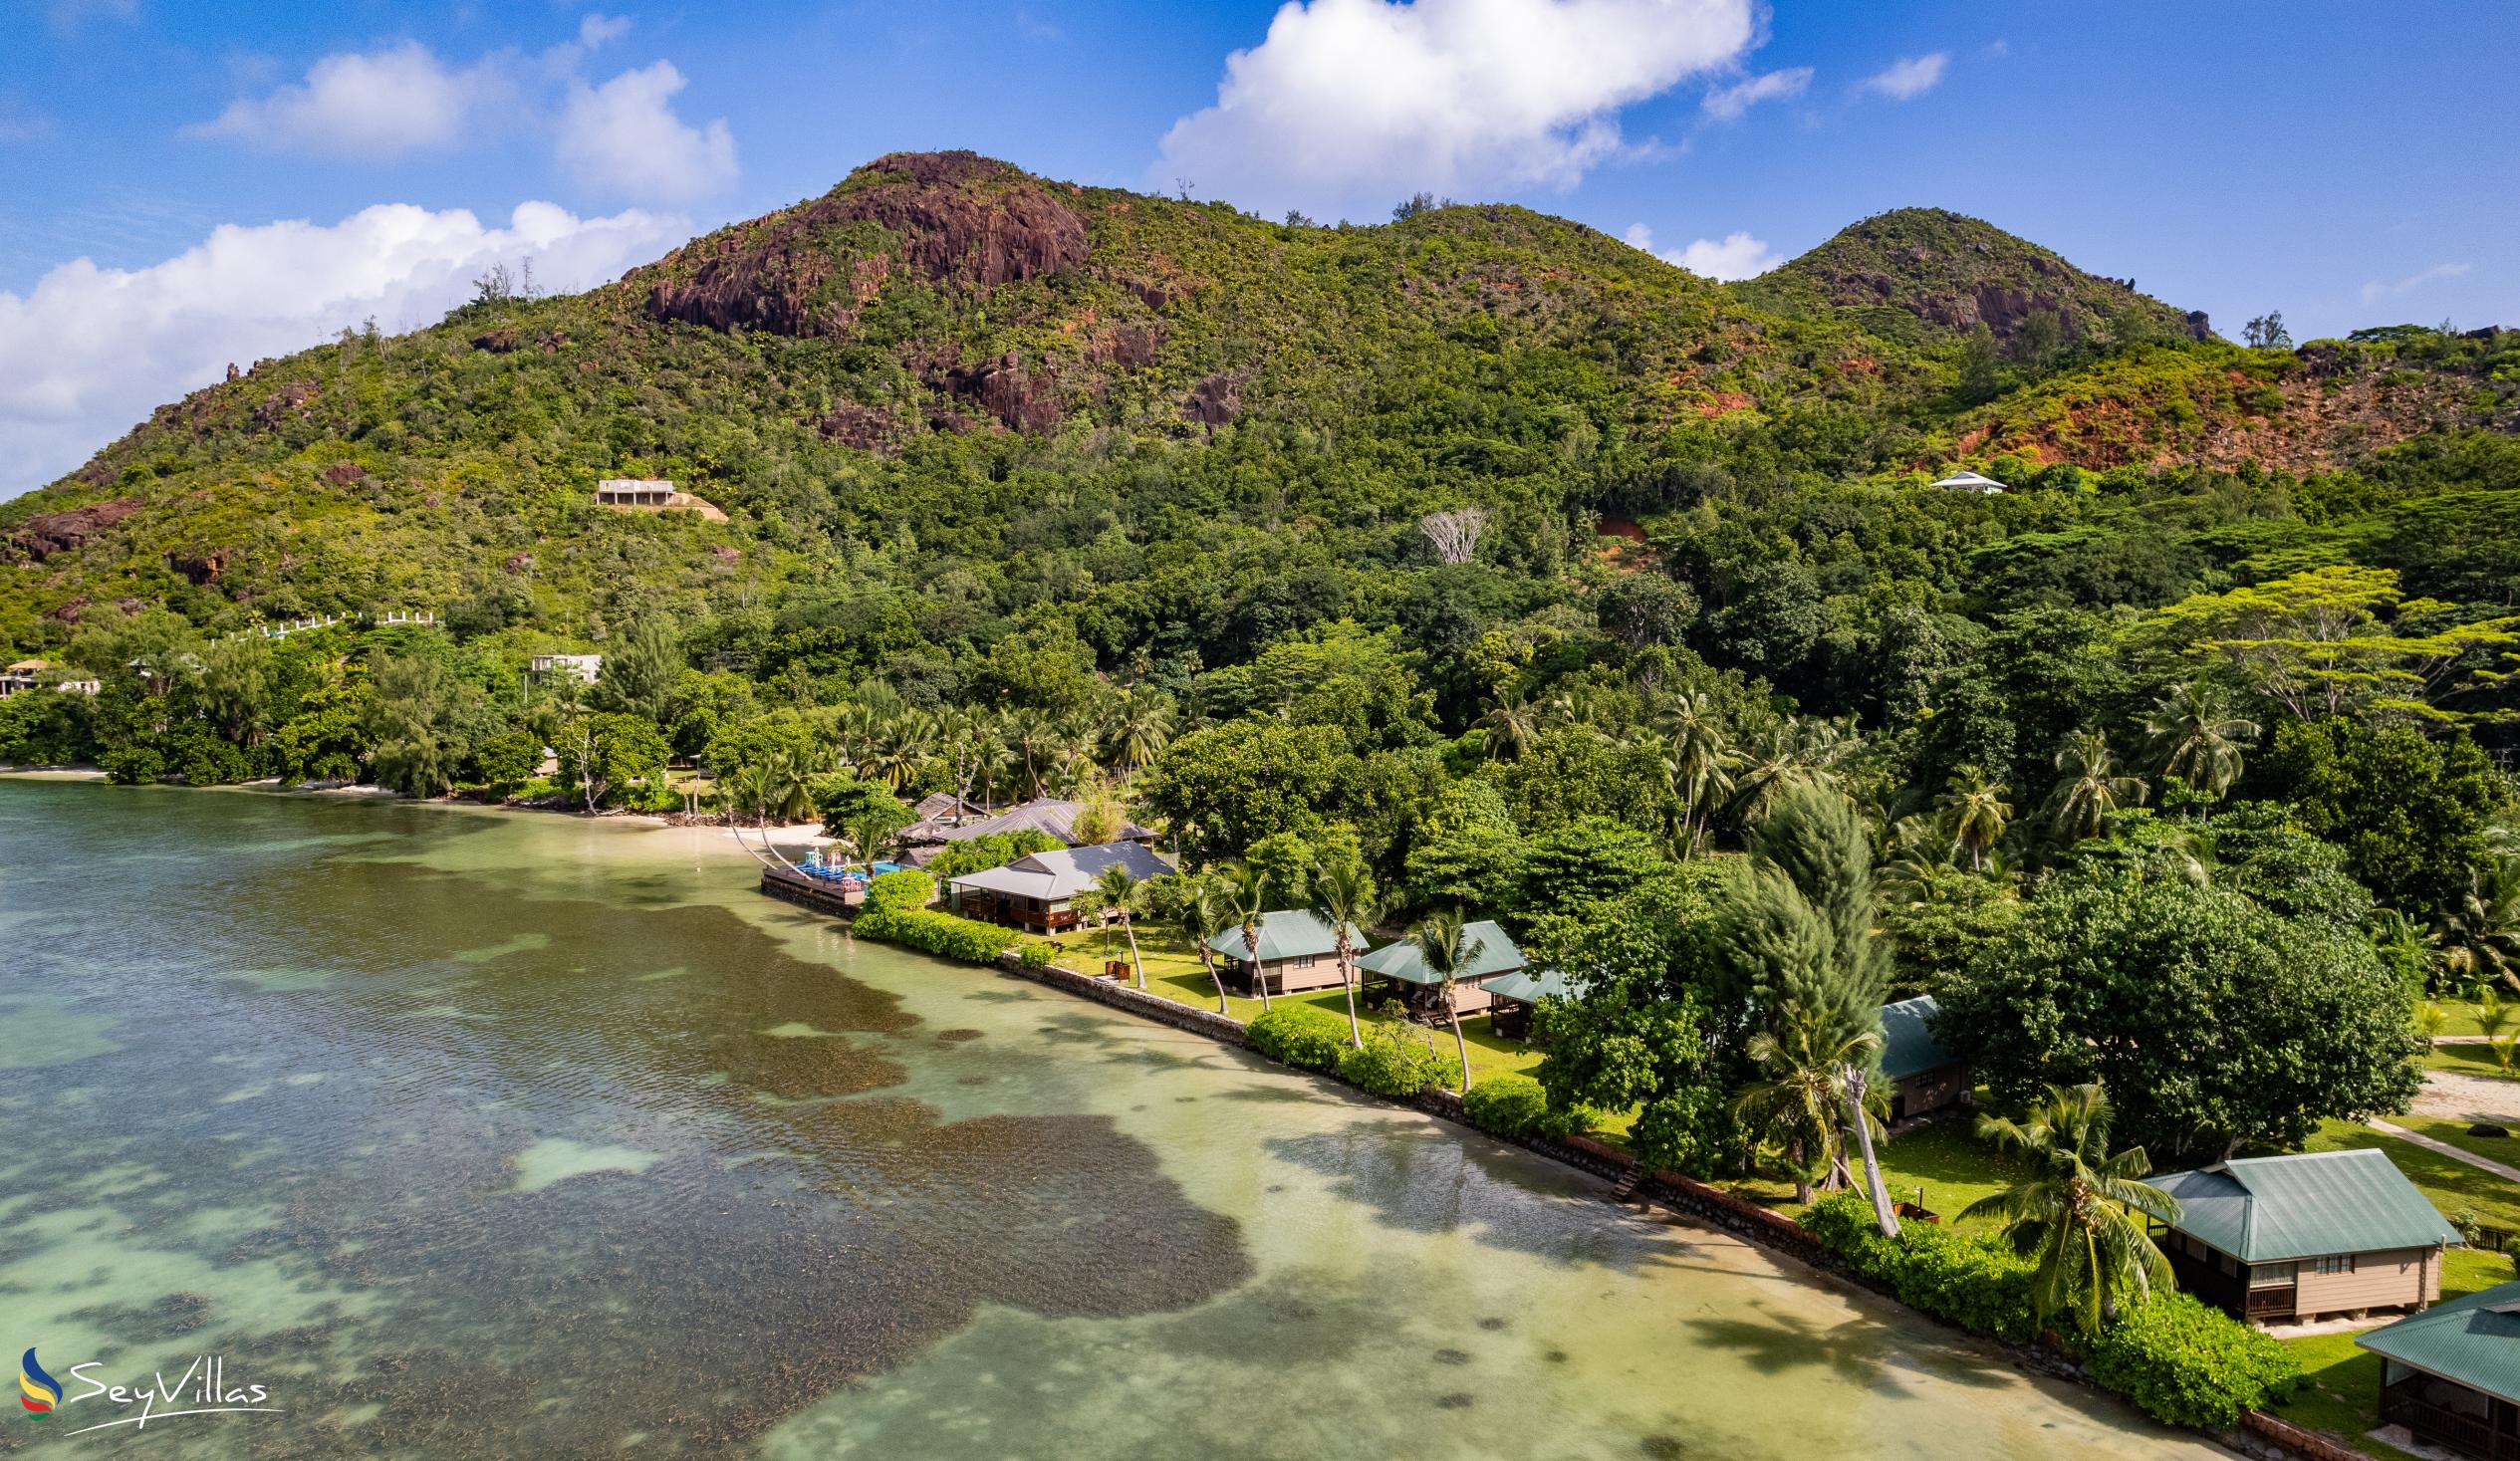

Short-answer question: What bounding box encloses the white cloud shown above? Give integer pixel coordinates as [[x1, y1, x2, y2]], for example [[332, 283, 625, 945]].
[[182, 41, 509, 160], [0, 201, 692, 495], [1700, 66, 1810, 122], [2360, 261, 2470, 304], [1154, 0, 1759, 215], [1625, 222, 1779, 281], [558, 61, 738, 203], [1861, 52, 1948, 101]]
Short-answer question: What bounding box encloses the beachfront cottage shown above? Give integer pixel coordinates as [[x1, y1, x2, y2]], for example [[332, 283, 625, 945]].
[[1358, 919, 1525, 1020], [1482, 966, 1572, 1041], [945, 842, 1171, 934], [895, 796, 1158, 867], [1204, 910, 1367, 997], [2358, 1279, 2520, 1460], [1880, 995, 1967, 1121], [2148, 1148, 2462, 1325]]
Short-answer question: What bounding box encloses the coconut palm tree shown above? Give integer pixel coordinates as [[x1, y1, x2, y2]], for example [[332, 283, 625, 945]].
[[2438, 862, 2520, 995], [1171, 874, 1234, 1015], [1733, 1015, 1885, 1206], [2142, 681, 2259, 801], [1944, 771, 2012, 872], [2046, 730, 2147, 843], [1656, 691, 1735, 855], [1103, 688, 1174, 783], [1959, 1083, 2182, 1336], [1410, 908, 1484, 1094], [759, 751, 819, 824], [1218, 862, 1275, 1011], [1474, 696, 1539, 761], [1308, 854, 1382, 1050], [1093, 864, 1147, 989]]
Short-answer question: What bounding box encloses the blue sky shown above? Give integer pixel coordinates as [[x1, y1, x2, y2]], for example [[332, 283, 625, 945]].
[[3, 0, 2514, 495]]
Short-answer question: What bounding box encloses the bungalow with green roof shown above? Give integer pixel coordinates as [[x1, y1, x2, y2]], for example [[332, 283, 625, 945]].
[[2148, 1148, 2462, 1325], [1881, 995, 1966, 1122], [2359, 1278, 2520, 1460], [1482, 966, 1571, 1041], [1204, 910, 1368, 998], [1358, 919, 1523, 1020]]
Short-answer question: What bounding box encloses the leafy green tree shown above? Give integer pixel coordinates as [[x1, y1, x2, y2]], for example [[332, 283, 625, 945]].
[[1934, 860, 2424, 1158], [814, 774, 916, 861], [1961, 1083, 2181, 1335], [1134, 719, 1348, 866], [557, 712, 670, 813], [2260, 716, 2501, 917], [1534, 986, 1725, 1173]]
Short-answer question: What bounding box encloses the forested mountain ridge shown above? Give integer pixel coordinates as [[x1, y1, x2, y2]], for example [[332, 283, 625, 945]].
[[3, 148, 2508, 665]]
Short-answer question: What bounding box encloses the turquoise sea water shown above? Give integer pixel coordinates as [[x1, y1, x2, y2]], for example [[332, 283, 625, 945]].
[[0, 780, 2224, 1459]]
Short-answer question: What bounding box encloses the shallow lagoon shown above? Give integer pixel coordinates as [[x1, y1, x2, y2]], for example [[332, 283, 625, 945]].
[[0, 781, 2224, 1458]]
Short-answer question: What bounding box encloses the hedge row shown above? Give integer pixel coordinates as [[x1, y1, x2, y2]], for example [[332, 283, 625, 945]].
[[853, 869, 1024, 964], [1803, 1193, 2301, 1427], [1248, 1006, 1351, 1070]]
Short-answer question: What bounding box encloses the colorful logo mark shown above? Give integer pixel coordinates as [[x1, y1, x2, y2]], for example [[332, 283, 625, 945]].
[[19, 1349, 62, 1415]]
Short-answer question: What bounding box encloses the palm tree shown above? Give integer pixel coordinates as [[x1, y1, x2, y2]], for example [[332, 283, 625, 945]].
[[1411, 908, 1484, 1094], [2046, 730, 2146, 843], [1220, 862, 1274, 1011], [2142, 681, 2259, 801], [1103, 688, 1174, 783], [1093, 865, 1147, 989], [1171, 874, 1233, 1015], [1309, 855, 1382, 1050], [2475, 987, 2514, 1044], [1733, 1017, 1884, 1206], [2438, 862, 2520, 995], [1944, 771, 2012, 872], [1656, 691, 1735, 855], [1475, 697, 1539, 761], [760, 751, 819, 824], [1959, 1084, 2182, 1336]]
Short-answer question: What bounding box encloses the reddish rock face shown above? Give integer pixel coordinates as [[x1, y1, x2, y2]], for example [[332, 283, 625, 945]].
[[167, 548, 229, 585], [11, 498, 140, 561], [642, 150, 1089, 339], [1183, 370, 1248, 428], [817, 403, 911, 454], [322, 463, 368, 486]]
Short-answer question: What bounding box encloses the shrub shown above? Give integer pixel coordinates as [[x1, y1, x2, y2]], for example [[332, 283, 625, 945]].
[[864, 868, 935, 914], [2084, 1291, 2304, 1428], [1338, 1025, 1461, 1098], [856, 904, 1022, 964], [1248, 1006, 1351, 1070], [1803, 1193, 2038, 1342], [1018, 941, 1056, 969], [1461, 1072, 1549, 1138]]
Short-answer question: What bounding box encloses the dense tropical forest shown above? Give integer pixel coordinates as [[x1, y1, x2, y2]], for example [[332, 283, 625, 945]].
[[7, 148, 2520, 1198]]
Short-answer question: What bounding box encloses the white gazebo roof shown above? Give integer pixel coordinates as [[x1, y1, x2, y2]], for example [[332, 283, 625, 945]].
[[1927, 469, 2007, 493]]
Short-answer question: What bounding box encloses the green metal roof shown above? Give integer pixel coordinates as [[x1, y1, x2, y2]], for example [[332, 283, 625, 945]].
[[2357, 1279, 2520, 1403], [1481, 967, 1572, 1005], [2151, 1149, 2463, 1264], [1880, 995, 1955, 1081], [1203, 910, 1363, 963], [1357, 920, 1524, 986]]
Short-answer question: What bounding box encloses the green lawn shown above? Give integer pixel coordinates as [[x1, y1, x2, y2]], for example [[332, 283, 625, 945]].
[[1717, 1108, 2038, 1234], [2385, 1113, 2520, 1176], [2426, 1041, 2520, 1081], [1028, 923, 1547, 1087]]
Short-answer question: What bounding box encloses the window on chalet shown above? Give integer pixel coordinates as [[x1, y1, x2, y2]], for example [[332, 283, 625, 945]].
[[2311, 1254, 2357, 1276]]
